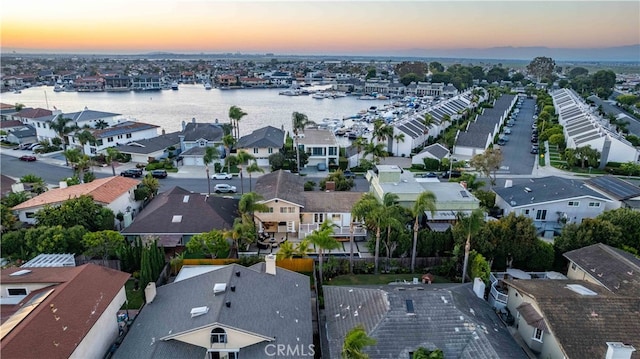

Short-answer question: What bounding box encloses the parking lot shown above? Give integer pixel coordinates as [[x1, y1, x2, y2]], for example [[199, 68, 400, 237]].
[[498, 96, 539, 175]]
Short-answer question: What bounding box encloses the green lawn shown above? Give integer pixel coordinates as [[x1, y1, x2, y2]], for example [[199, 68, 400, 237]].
[[325, 273, 449, 286], [122, 279, 144, 310]]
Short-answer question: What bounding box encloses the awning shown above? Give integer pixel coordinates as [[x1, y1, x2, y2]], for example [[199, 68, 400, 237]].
[[425, 210, 472, 220], [516, 302, 548, 331]]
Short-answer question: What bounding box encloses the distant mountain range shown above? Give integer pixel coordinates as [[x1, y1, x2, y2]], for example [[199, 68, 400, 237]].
[[398, 45, 640, 62]]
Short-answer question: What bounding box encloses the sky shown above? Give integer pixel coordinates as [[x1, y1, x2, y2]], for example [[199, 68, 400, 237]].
[[1, 0, 639, 55]]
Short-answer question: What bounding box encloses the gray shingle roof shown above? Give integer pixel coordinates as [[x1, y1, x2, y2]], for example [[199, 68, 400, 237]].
[[115, 131, 181, 155], [255, 170, 306, 206], [324, 284, 526, 359], [236, 126, 285, 149], [181, 122, 224, 142], [63, 109, 122, 121], [493, 176, 609, 207], [302, 192, 365, 213], [121, 186, 238, 236], [418, 143, 450, 159], [113, 263, 312, 359]]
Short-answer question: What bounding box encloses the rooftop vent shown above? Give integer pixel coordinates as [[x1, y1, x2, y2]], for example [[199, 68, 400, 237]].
[[235, 271, 241, 277], [230, 285, 236, 292], [524, 187, 532, 192], [225, 301, 231, 308], [213, 283, 227, 295], [606, 342, 636, 359], [190, 306, 209, 318], [9, 269, 32, 276]]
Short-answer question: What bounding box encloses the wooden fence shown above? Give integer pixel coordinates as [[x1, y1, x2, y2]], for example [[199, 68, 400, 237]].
[[182, 258, 314, 272]]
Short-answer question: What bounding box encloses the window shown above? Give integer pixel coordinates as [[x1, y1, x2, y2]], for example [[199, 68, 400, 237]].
[[332, 214, 341, 222], [588, 202, 601, 207], [107, 137, 114, 143], [7, 288, 27, 296], [253, 148, 259, 154], [26, 212, 35, 219], [126, 133, 132, 138], [312, 147, 325, 156], [571, 263, 577, 270], [314, 213, 324, 223], [117, 135, 123, 139], [568, 201, 580, 207], [532, 328, 543, 342], [210, 327, 227, 344], [329, 147, 337, 156], [279, 207, 295, 214], [268, 147, 273, 154], [524, 209, 530, 215], [97, 139, 104, 146], [535, 210, 547, 220]]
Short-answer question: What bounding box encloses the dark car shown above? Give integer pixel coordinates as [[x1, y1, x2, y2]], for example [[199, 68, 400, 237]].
[[342, 170, 356, 179], [19, 155, 37, 162], [150, 169, 168, 179], [531, 136, 538, 143], [120, 169, 143, 178], [442, 170, 462, 179], [530, 147, 539, 154]]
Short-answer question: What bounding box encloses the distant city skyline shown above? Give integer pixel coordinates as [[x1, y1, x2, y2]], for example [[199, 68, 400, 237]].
[[2, 1, 639, 59]]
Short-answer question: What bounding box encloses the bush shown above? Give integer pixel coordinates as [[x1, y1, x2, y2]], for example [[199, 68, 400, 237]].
[[304, 181, 316, 191]]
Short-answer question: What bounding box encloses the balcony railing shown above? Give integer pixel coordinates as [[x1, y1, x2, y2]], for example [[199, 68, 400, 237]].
[[298, 223, 367, 239], [490, 285, 508, 305]]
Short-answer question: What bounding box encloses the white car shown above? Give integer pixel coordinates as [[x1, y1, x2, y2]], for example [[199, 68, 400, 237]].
[[214, 184, 237, 193], [211, 172, 233, 180]]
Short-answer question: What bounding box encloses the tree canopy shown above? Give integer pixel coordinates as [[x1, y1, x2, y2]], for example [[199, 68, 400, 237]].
[[527, 56, 556, 81], [35, 195, 115, 231]]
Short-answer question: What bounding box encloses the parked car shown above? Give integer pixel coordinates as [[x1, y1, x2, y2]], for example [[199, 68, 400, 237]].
[[531, 136, 538, 143], [497, 139, 507, 146], [30, 144, 44, 152], [530, 147, 539, 154], [14, 143, 32, 150], [211, 172, 233, 180], [214, 184, 237, 193], [504, 128, 512, 134], [19, 155, 37, 162], [150, 169, 168, 179], [120, 169, 143, 178], [442, 170, 462, 179], [342, 170, 356, 179]]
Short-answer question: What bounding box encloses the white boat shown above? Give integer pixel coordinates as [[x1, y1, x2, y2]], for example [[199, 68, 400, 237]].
[[312, 92, 328, 99], [171, 82, 179, 90], [53, 84, 64, 92], [204, 82, 212, 90], [359, 95, 375, 100], [13, 89, 21, 94], [279, 89, 300, 96]]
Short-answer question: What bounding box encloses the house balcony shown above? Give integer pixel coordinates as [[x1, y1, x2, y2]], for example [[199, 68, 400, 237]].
[[298, 223, 367, 239]]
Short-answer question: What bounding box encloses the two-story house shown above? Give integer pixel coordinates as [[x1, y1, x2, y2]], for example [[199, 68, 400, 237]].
[[236, 126, 285, 167], [87, 121, 160, 155], [493, 176, 611, 237], [298, 128, 339, 169], [178, 119, 226, 166], [11, 176, 142, 226]]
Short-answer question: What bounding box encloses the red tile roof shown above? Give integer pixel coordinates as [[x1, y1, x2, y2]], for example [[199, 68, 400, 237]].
[[1, 264, 130, 359], [14, 108, 53, 119], [12, 176, 139, 211]]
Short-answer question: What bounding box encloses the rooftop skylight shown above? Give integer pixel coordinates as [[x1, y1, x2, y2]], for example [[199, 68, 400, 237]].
[[566, 284, 597, 296]]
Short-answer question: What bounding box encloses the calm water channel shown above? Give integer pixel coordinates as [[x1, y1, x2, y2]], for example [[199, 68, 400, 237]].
[[2, 85, 384, 137]]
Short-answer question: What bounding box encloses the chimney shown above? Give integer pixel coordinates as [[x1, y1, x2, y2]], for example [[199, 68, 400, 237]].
[[59, 181, 68, 189], [144, 282, 157, 304], [325, 181, 336, 192], [606, 342, 636, 359], [192, 117, 196, 123], [265, 254, 277, 275]]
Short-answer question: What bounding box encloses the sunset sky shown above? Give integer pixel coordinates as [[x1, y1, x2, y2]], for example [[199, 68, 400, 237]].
[[2, 0, 639, 55]]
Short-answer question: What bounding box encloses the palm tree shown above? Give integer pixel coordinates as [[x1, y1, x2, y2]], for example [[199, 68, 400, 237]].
[[276, 240, 297, 260], [228, 105, 247, 140], [353, 137, 367, 168], [393, 133, 405, 157], [203, 146, 220, 196], [222, 134, 236, 159], [105, 147, 120, 176], [224, 154, 239, 175], [245, 160, 263, 192], [141, 175, 160, 199], [459, 208, 485, 283], [363, 142, 386, 164], [306, 220, 340, 284], [238, 192, 269, 231], [372, 119, 393, 149], [292, 112, 315, 173], [75, 129, 95, 155], [352, 192, 388, 275], [423, 113, 435, 135], [224, 219, 253, 258], [50, 115, 78, 165], [342, 325, 376, 359], [236, 151, 255, 195], [63, 148, 81, 174], [94, 119, 109, 129], [411, 191, 437, 272]]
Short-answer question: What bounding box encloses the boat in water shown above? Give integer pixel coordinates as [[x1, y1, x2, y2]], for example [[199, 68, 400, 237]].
[[171, 82, 179, 90], [204, 82, 213, 90]]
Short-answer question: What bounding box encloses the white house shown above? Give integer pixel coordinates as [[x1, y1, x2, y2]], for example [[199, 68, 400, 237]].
[[236, 126, 285, 167], [11, 176, 142, 226], [298, 128, 339, 168]]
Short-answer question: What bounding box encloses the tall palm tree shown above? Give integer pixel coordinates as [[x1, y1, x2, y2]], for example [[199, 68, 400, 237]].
[[203, 146, 220, 196], [459, 208, 485, 283], [105, 147, 120, 176], [224, 154, 238, 176], [352, 192, 388, 275], [292, 112, 315, 174], [236, 151, 255, 195], [372, 119, 393, 149], [411, 191, 437, 272], [245, 160, 263, 192], [75, 129, 95, 155], [224, 219, 253, 258], [307, 220, 340, 284], [342, 325, 376, 359], [222, 134, 236, 159], [50, 115, 77, 165], [63, 148, 81, 174], [393, 133, 405, 157], [228, 105, 247, 140], [363, 142, 386, 164], [141, 175, 160, 199], [353, 136, 367, 168], [238, 192, 269, 231], [423, 113, 435, 135]]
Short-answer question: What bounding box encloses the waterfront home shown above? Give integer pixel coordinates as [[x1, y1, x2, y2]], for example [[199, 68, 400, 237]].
[[113, 256, 313, 359], [103, 73, 131, 92], [11, 176, 142, 227], [120, 186, 238, 252], [73, 75, 105, 92], [298, 128, 339, 169], [131, 74, 162, 91], [177, 119, 225, 166], [493, 176, 610, 237], [236, 126, 285, 167], [115, 131, 181, 164], [0, 102, 19, 120], [27, 108, 124, 144], [87, 121, 160, 155], [0, 264, 130, 359]]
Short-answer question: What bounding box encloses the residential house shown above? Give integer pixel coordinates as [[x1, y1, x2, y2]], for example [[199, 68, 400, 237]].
[[29, 109, 123, 145], [366, 165, 480, 223], [0, 102, 19, 121], [5, 124, 36, 145], [563, 243, 640, 297], [298, 128, 339, 168], [236, 126, 285, 167], [0, 174, 17, 198], [86, 121, 160, 155], [113, 256, 313, 359], [11, 176, 142, 226], [115, 131, 181, 164], [324, 284, 526, 359], [215, 74, 237, 87], [584, 175, 640, 210], [502, 279, 639, 359], [73, 75, 105, 92], [0, 264, 130, 359], [103, 74, 131, 92], [298, 191, 366, 239], [552, 88, 639, 165], [131, 74, 162, 91], [120, 187, 238, 251], [411, 143, 451, 166], [11, 107, 53, 127], [178, 119, 226, 166], [493, 176, 611, 237]]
